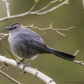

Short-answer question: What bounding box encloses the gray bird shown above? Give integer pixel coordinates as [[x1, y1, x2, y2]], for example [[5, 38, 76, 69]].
[[5, 23, 75, 67]]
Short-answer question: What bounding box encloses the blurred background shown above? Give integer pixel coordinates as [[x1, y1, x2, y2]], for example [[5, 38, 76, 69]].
[[0, 0, 84, 84]]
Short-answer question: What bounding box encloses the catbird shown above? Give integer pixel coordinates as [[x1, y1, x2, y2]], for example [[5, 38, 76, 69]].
[[5, 23, 75, 67]]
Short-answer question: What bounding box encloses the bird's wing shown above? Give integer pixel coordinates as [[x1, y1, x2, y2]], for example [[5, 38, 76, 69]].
[[18, 32, 50, 53]]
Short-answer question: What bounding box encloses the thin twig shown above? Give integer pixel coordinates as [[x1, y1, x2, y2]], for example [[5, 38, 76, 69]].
[[28, 0, 39, 14], [0, 70, 21, 84], [0, 33, 9, 36], [5, 0, 10, 17], [72, 50, 84, 66], [3, 42, 16, 62], [0, 33, 9, 40], [21, 0, 39, 25], [31, 0, 69, 15], [56, 30, 65, 36], [0, 63, 5, 68], [73, 60, 84, 66], [42, 32, 46, 38], [73, 50, 80, 56], [0, 62, 9, 70], [34, 0, 58, 13]]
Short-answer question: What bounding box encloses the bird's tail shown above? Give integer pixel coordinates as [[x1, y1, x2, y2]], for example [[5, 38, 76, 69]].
[[47, 46, 75, 61]]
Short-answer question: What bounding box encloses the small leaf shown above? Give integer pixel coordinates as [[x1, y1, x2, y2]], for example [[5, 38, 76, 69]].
[[50, 1, 54, 3], [59, 0, 62, 2], [35, 0, 38, 2], [65, 1, 69, 4]]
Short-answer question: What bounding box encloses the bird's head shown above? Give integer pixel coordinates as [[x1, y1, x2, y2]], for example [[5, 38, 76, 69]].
[[4, 23, 22, 33]]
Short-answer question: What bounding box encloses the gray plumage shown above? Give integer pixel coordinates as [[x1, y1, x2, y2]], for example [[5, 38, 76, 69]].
[[5, 23, 75, 66]]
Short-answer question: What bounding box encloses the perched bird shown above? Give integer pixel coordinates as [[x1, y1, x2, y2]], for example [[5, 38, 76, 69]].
[[5, 23, 75, 67]]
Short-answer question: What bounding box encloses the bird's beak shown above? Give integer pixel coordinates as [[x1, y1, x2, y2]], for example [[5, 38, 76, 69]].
[[4, 27, 12, 30]]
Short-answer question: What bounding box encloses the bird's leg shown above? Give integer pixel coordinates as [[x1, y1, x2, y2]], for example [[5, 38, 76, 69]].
[[17, 59, 25, 65], [22, 57, 32, 70], [27, 57, 31, 66], [20, 59, 25, 63]]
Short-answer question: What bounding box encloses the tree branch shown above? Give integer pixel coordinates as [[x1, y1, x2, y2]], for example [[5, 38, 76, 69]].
[[5, 0, 10, 17], [31, 0, 69, 15], [72, 50, 84, 66], [73, 50, 80, 56], [27, 23, 75, 36], [28, 0, 39, 14], [0, 33, 9, 40], [83, 0, 84, 9], [0, 0, 69, 22], [73, 60, 84, 66], [0, 55, 56, 84], [32, 0, 58, 13]]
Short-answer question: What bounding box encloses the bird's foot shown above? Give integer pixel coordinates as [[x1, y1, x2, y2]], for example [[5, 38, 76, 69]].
[[21, 64, 31, 73], [23, 64, 30, 70], [16, 59, 25, 67]]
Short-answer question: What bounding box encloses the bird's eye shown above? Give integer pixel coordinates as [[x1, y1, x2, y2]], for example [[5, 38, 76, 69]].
[[13, 26, 17, 29]]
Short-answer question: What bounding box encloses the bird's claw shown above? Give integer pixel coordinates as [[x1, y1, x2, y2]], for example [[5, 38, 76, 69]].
[[21, 64, 31, 73]]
